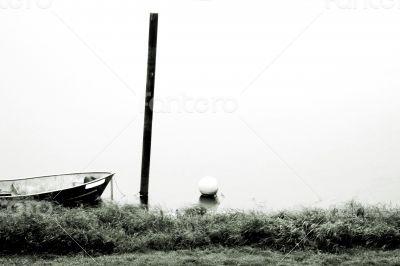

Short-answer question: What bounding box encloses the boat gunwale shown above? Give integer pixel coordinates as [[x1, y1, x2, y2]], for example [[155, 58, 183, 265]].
[[0, 172, 114, 199], [0, 172, 114, 182]]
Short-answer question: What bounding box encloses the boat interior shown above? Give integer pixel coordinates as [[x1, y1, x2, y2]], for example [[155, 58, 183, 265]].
[[0, 172, 111, 197]]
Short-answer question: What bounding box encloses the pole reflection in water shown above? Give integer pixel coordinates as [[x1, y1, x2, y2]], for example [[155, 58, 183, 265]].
[[140, 196, 149, 210]]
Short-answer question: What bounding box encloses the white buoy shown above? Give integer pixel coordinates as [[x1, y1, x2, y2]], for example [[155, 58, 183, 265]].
[[198, 176, 218, 196]]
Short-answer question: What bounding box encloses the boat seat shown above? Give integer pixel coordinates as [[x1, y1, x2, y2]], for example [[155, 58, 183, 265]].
[[84, 176, 97, 183], [11, 183, 20, 195], [0, 188, 12, 196]]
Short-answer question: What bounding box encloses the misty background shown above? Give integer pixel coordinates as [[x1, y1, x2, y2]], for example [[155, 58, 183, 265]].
[[1, 0, 400, 210]]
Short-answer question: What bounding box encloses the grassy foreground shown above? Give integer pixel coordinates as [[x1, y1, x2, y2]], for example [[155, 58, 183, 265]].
[[0, 200, 400, 255], [2, 248, 400, 265]]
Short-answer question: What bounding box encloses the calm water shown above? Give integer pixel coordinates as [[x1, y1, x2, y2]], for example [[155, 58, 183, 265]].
[[102, 170, 400, 211]]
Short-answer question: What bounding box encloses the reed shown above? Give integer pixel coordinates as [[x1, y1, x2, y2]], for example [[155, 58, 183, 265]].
[[0, 200, 399, 254]]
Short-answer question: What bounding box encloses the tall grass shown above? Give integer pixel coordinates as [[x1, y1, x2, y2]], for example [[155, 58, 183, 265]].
[[0, 200, 399, 254]]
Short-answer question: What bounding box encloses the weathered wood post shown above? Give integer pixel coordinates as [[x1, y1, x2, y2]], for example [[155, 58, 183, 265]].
[[140, 13, 158, 203]]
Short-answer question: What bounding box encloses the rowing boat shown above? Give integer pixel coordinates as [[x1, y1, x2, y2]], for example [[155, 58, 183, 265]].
[[0, 172, 113, 204]]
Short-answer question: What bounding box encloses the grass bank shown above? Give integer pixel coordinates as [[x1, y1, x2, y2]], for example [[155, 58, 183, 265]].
[[0, 200, 400, 255], [2, 248, 400, 265]]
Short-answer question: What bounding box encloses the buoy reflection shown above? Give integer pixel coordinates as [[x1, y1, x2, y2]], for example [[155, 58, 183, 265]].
[[199, 194, 219, 210]]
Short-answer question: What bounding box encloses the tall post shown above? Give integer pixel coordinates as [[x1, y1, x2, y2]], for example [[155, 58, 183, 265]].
[[140, 13, 158, 202]]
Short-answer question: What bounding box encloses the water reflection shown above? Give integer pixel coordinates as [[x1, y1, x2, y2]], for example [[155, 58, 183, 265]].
[[199, 194, 220, 210], [140, 195, 149, 209]]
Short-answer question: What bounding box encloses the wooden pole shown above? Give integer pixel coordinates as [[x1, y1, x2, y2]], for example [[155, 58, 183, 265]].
[[140, 13, 158, 201]]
